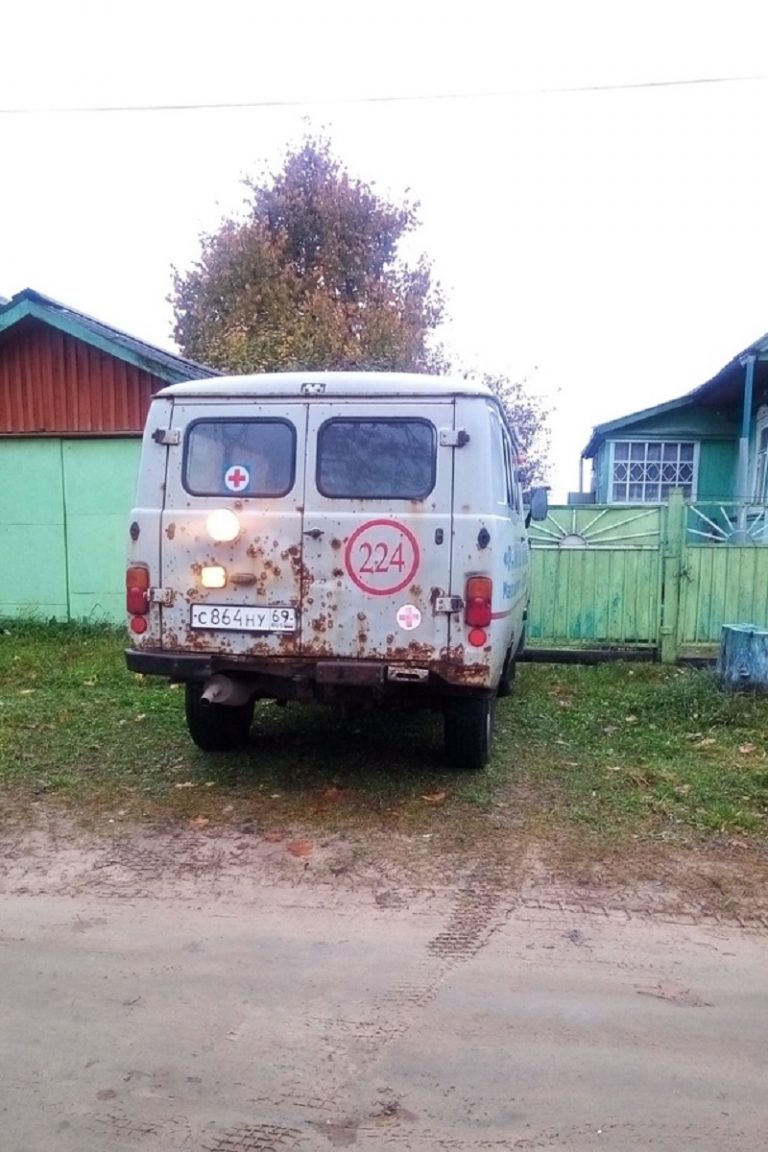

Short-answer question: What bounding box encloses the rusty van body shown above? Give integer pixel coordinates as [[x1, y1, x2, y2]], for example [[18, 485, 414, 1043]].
[[125, 372, 546, 769]]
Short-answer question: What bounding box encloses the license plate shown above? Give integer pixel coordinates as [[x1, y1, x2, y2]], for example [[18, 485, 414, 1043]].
[[190, 605, 297, 632]]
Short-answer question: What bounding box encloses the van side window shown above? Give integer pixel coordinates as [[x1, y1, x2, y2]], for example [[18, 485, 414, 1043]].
[[502, 431, 522, 514], [489, 411, 508, 507], [317, 419, 435, 499], [184, 419, 296, 497], [489, 404, 522, 513]]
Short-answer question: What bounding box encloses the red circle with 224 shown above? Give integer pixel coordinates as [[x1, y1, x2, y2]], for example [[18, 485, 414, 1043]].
[[344, 519, 421, 596]]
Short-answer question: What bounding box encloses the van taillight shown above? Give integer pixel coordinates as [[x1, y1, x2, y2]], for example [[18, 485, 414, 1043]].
[[465, 576, 492, 627], [126, 564, 150, 615]]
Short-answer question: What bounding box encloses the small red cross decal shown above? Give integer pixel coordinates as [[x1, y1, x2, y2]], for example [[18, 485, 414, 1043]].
[[225, 466, 249, 491]]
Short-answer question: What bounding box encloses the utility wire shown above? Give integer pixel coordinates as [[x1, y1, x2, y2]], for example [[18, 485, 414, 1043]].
[[0, 73, 767, 115]]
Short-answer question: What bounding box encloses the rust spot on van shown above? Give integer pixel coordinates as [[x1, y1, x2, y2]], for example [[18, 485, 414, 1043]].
[[356, 611, 366, 622], [190, 562, 203, 576], [165, 522, 176, 540], [330, 538, 342, 551], [332, 567, 343, 578], [410, 585, 422, 599]]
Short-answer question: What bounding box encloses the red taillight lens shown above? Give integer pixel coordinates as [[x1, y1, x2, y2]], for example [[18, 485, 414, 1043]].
[[126, 564, 150, 616], [465, 576, 492, 627]]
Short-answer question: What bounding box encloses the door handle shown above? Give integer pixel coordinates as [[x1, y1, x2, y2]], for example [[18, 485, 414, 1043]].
[[303, 528, 324, 540]]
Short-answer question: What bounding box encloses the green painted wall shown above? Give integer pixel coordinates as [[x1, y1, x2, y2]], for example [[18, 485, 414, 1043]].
[[0, 438, 141, 623], [0, 441, 68, 617], [62, 440, 141, 621], [697, 440, 738, 500]]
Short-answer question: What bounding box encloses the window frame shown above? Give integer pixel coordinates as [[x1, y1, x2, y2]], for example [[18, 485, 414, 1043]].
[[607, 439, 699, 504], [182, 417, 297, 498], [315, 416, 437, 500]]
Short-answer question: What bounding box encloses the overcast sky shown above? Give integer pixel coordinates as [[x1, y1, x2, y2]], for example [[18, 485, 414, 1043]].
[[3, 0, 768, 496]]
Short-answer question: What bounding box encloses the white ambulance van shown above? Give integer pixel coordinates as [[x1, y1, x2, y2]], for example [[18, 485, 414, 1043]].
[[125, 373, 547, 769]]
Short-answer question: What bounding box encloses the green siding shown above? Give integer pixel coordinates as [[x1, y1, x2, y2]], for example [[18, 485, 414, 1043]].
[[0, 441, 68, 618], [0, 438, 140, 623], [697, 440, 738, 500], [595, 444, 610, 501], [615, 406, 738, 438], [62, 441, 141, 621]]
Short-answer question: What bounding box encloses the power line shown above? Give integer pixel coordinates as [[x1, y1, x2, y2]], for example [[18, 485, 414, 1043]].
[[0, 73, 767, 115]]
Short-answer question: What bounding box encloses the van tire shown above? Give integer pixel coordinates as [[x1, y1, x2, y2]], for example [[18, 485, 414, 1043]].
[[184, 683, 254, 752], [443, 696, 494, 771]]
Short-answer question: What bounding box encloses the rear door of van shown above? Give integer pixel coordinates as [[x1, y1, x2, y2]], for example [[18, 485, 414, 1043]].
[[158, 400, 307, 657], [300, 400, 455, 662]]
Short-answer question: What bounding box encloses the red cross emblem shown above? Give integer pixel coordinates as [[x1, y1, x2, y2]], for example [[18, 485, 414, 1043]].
[[396, 604, 422, 630], [224, 464, 250, 492]]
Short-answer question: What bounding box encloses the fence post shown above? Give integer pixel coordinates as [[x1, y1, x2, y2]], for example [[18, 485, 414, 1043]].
[[659, 491, 685, 664]]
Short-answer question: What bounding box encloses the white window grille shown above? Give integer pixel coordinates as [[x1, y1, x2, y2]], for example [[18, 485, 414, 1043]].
[[610, 441, 697, 503]]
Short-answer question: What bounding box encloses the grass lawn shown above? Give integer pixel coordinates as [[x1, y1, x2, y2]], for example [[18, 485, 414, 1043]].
[[2, 620, 768, 857]]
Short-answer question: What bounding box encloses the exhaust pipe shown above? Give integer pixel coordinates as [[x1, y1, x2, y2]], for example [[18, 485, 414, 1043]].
[[200, 674, 251, 707]]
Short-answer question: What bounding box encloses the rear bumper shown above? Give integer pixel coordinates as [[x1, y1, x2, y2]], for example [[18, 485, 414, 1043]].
[[125, 648, 493, 695]]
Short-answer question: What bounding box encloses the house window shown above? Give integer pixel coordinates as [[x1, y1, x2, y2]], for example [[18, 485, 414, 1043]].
[[610, 441, 697, 503]]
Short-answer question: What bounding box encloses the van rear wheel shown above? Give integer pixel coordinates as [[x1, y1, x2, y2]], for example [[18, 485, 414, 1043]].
[[184, 683, 254, 752], [443, 696, 494, 771]]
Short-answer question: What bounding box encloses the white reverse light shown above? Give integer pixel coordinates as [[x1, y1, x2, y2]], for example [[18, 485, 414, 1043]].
[[201, 565, 227, 589], [206, 508, 240, 543]]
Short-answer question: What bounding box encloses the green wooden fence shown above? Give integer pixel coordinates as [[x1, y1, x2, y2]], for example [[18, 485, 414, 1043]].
[[528, 492, 768, 662]]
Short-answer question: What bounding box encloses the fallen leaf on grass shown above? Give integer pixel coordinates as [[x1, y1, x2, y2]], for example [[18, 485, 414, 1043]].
[[135, 713, 147, 722], [606, 765, 622, 772], [287, 839, 313, 858], [625, 714, 638, 724], [739, 743, 757, 754], [189, 816, 209, 830], [18, 689, 35, 696], [422, 790, 447, 804], [174, 781, 197, 789], [694, 737, 716, 748], [263, 830, 285, 843]]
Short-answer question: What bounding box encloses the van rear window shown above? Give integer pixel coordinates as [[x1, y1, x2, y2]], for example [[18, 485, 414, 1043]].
[[184, 419, 295, 497], [317, 419, 435, 499]]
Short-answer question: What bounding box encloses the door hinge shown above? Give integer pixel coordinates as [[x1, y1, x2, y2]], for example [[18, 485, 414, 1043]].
[[434, 595, 464, 614], [148, 586, 174, 606], [152, 428, 180, 446], [439, 428, 470, 448]]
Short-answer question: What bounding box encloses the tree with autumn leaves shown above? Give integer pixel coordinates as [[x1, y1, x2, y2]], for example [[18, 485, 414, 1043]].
[[171, 136, 550, 485]]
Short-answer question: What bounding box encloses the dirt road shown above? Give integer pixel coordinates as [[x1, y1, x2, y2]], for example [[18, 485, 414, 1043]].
[[2, 822, 766, 1151]]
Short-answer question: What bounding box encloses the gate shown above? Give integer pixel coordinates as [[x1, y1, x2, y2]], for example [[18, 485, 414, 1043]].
[[527, 494, 768, 662]]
